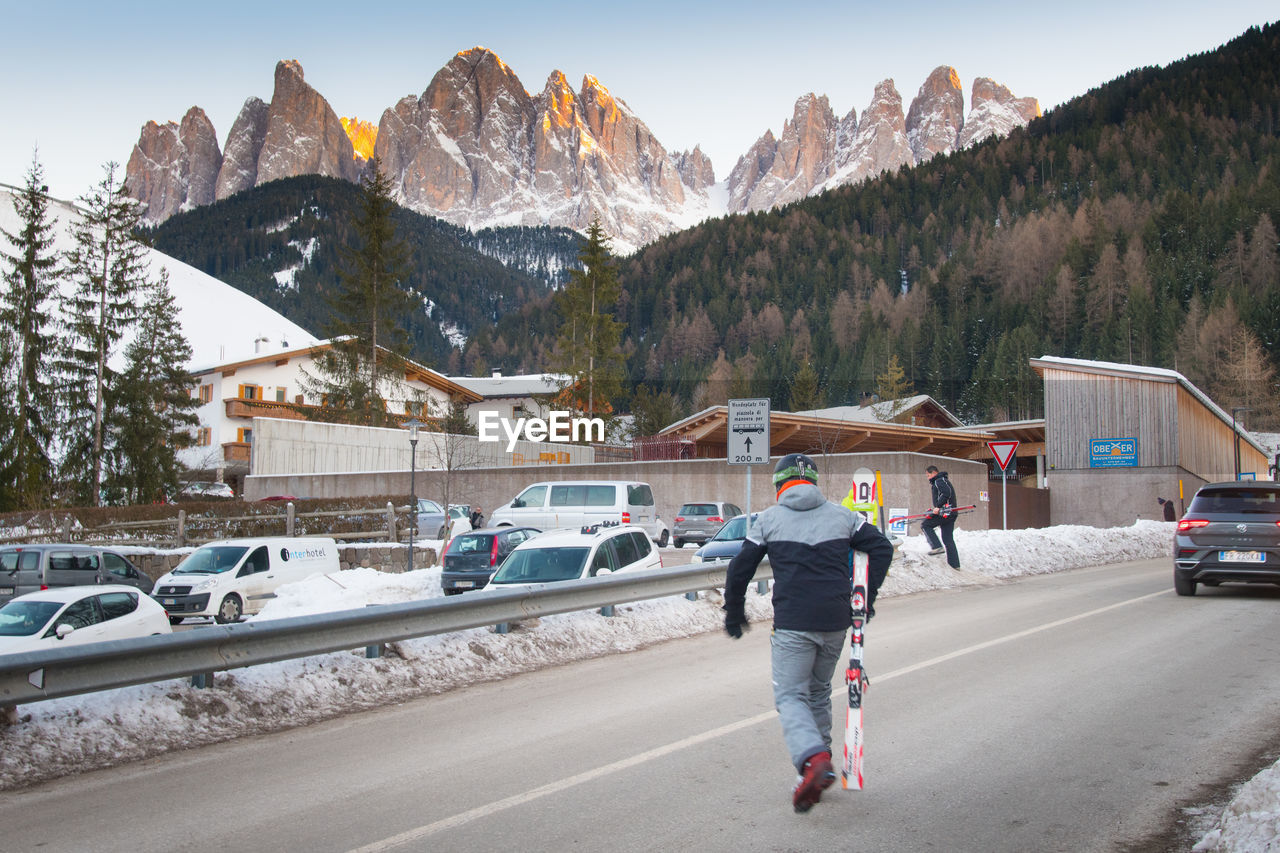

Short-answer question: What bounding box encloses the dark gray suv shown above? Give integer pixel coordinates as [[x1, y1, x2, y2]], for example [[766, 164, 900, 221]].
[[0, 545, 154, 606], [1173, 482, 1280, 596]]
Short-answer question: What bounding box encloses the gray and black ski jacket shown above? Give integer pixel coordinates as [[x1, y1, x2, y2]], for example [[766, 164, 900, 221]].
[[929, 471, 958, 517], [724, 482, 893, 632]]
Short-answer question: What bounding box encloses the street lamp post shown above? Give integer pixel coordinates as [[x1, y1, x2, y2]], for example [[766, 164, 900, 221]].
[[1231, 407, 1251, 481], [406, 418, 422, 573]]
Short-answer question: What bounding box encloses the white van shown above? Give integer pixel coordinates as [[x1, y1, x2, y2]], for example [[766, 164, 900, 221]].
[[489, 481, 669, 546], [151, 537, 339, 624]]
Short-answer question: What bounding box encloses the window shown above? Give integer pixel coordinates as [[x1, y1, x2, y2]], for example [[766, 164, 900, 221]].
[[237, 427, 253, 444], [237, 383, 259, 400], [196, 427, 212, 447], [49, 598, 102, 633], [628, 485, 655, 506], [49, 551, 98, 571], [629, 532, 652, 559], [590, 541, 616, 577], [103, 553, 138, 580], [243, 546, 270, 574], [275, 387, 286, 403], [551, 485, 589, 506], [586, 485, 617, 506], [198, 384, 213, 404], [611, 532, 640, 568], [516, 486, 547, 508], [97, 592, 138, 621]]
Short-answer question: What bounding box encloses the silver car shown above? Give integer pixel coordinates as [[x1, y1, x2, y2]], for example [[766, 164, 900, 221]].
[[672, 501, 743, 548]]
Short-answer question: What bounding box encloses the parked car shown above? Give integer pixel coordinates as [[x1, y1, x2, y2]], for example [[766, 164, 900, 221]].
[[151, 537, 340, 624], [672, 501, 743, 548], [1173, 481, 1280, 596], [178, 481, 235, 500], [440, 526, 542, 594], [690, 513, 758, 565], [489, 481, 670, 546], [0, 585, 171, 654], [415, 499, 473, 539], [485, 523, 662, 592], [0, 544, 153, 606]]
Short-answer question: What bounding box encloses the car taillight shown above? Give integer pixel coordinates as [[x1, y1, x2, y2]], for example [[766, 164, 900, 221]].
[[622, 512, 631, 523], [674, 516, 685, 523], [708, 516, 723, 523], [40, 584, 48, 591], [1177, 519, 1210, 531], [489, 536, 500, 566]]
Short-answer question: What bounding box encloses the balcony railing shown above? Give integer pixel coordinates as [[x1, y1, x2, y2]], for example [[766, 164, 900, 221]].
[[222, 441, 251, 464]]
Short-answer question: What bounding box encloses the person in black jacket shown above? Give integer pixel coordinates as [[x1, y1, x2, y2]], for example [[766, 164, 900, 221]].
[[723, 453, 894, 813], [921, 465, 961, 569]]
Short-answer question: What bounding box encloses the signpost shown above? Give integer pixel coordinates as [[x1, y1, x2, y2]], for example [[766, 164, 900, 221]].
[[729, 399, 770, 592], [988, 440, 1019, 531]]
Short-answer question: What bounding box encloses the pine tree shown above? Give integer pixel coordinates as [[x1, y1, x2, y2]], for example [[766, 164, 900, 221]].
[[789, 362, 823, 412], [104, 272, 198, 504], [551, 217, 625, 420], [0, 152, 62, 510], [58, 162, 149, 506], [874, 354, 914, 421], [305, 159, 416, 427]]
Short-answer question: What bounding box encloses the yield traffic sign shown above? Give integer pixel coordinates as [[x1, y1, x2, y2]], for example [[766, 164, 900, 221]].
[[988, 440, 1019, 471]]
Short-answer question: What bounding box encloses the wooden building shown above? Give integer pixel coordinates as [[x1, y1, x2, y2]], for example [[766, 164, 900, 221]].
[[1030, 356, 1270, 526]]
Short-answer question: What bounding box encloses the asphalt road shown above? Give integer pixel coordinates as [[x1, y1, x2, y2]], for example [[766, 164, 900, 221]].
[[4, 557, 1280, 852]]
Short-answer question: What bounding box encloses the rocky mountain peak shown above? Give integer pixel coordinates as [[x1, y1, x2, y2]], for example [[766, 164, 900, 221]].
[[905, 66, 965, 163], [341, 117, 377, 161], [256, 59, 359, 186], [125, 106, 221, 222], [957, 78, 1042, 148]]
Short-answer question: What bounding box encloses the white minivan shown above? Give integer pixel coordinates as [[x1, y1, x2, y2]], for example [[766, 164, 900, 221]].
[[489, 481, 669, 546], [151, 537, 340, 624]]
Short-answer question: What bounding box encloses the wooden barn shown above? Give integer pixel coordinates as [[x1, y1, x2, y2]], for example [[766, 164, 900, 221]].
[[1030, 356, 1270, 526]]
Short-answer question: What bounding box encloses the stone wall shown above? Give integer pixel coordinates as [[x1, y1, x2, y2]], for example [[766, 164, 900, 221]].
[[125, 543, 438, 582]]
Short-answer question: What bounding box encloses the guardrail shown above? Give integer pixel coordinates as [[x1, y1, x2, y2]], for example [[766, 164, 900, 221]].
[[0, 561, 773, 713]]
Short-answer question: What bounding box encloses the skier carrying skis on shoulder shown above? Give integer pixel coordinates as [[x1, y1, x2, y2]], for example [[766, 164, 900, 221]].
[[723, 453, 894, 813]]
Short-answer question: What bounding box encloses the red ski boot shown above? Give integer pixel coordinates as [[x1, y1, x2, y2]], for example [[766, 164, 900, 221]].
[[792, 750, 836, 813]]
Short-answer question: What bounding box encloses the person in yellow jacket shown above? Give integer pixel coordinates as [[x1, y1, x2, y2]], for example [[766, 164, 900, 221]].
[[842, 485, 878, 527]]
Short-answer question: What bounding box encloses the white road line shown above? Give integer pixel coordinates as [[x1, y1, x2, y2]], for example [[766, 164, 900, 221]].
[[348, 587, 1169, 851]]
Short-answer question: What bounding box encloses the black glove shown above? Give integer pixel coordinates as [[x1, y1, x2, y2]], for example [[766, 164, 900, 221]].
[[723, 602, 748, 639]]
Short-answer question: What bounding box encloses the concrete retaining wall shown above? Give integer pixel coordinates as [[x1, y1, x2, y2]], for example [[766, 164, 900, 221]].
[[246, 452, 993, 534], [1047, 467, 1204, 527], [127, 543, 437, 582]]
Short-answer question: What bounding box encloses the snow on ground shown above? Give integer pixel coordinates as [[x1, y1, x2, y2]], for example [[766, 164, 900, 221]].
[[0, 520, 1275, 849]]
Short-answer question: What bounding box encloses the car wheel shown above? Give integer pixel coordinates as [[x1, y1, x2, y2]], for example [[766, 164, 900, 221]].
[[657, 529, 670, 548], [215, 594, 244, 623], [168, 616, 184, 625], [1173, 571, 1197, 597], [673, 538, 685, 549]]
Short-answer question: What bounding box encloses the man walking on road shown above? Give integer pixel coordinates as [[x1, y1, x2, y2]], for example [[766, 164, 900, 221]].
[[921, 465, 961, 569], [723, 453, 894, 813]]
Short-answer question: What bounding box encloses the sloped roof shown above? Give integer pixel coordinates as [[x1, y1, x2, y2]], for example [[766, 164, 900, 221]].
[[794, 394, 965, 428], [449, 373, 568, 399]]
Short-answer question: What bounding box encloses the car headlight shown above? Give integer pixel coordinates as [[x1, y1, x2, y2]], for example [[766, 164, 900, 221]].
[[690, 553, 703, 563], [189, 577, 219, 593]]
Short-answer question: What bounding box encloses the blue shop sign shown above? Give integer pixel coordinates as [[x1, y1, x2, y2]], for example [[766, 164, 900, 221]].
[[1090, 437, 1138, 467]]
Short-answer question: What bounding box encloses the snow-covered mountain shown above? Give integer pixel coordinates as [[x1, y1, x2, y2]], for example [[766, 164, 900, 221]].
[[728, 68, 1042, 213], [123, 52, 1039, 253], [0, 184, 318, 370]]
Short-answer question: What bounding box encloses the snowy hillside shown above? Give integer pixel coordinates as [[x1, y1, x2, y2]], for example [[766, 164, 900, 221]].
[[0, 184, 318, 369]]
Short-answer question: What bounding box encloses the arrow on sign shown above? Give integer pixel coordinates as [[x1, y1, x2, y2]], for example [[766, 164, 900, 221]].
[[988, 440, 1019, 471], [744, 437, 753, 453]]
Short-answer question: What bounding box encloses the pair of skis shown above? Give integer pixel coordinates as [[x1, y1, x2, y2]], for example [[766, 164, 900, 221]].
[[843, 550, 868, 790], [886, 504, 977, 526]]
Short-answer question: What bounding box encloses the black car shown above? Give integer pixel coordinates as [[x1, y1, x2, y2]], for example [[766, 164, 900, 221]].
[[440, 527, 541, 594], [1173, 481, 1280, 596], [690, 514, 758, 565]]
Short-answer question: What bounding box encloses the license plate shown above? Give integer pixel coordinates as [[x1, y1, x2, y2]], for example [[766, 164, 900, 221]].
[[0, 587, 13, 596], [163, 598, 176, 605], [1219, 550, 1266, 563], [454, 581, 474, 589]]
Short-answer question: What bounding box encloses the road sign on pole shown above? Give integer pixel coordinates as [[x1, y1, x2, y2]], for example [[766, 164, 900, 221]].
[[727, 398, 770, 465], [988, 440, 1019, 531], [988, 440, 1019, 471]]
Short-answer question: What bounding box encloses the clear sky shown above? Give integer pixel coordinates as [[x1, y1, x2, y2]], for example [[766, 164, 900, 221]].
[[2, 1, 1276, 202]]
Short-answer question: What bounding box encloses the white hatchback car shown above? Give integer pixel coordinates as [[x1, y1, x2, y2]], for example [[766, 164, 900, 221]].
[[0, 585, 172, 654], [485, 523, 663, 592]]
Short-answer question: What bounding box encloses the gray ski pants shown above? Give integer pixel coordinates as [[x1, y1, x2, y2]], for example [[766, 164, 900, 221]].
[[770, 627, 846, 772]]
